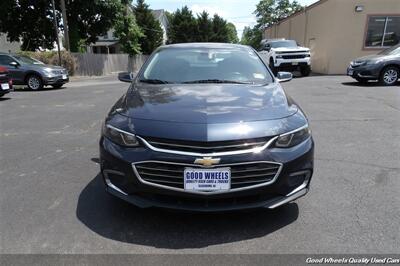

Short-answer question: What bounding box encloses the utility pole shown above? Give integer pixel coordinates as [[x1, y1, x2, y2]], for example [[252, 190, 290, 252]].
[[51, 0, 61, 65], [60, 0, 70, 51]]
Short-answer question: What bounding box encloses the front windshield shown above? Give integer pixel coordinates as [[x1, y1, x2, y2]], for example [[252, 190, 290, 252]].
[[378, 44, 400, 55], [269, 40, 297, 48], [13, 55, 44, 65], [140, 47, 273, 84]]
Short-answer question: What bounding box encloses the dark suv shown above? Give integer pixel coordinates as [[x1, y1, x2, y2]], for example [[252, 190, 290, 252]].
[[0, 53, 69, 90], [347, 44, 400, 86]]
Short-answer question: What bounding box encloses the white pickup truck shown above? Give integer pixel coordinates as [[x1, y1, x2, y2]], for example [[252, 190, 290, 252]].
[[259, 39, 311, 76]]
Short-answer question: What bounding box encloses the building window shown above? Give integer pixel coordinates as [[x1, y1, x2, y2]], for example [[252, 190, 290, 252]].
[[365, 16, 400, 48]]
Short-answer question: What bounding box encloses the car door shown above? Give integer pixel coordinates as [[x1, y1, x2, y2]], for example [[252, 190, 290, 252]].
[[0, 55, 25, 84]]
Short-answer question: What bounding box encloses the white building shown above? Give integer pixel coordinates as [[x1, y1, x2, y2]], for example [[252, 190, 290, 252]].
[[151, 9, 169, 44], [0, 33, 21, 53]]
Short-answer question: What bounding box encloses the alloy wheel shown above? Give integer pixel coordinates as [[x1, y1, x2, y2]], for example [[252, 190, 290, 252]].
[[28, 76, 41, 90], [383, 69, 398, 85]]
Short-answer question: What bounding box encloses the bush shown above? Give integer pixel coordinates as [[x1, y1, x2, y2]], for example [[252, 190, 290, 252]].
[[17, 51, 76, 76], [48, 52, 76, 76]]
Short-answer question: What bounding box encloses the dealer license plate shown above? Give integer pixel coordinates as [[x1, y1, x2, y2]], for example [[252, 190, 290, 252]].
[[347, 69, 353, 76], [1, 83, 9, 90], [184, 168, 231, 191], [62, 74, 68, 79], [292, 62, 298, 66]]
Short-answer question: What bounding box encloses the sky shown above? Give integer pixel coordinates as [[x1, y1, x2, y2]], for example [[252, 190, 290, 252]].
[[145, 0, 319, 37]]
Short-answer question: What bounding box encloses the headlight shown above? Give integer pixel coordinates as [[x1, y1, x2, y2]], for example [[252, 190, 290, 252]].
[[274, 125, 311, 148], [102, 123, 139, 147], [351, 61, 366, 67], [43, 68, 54, 76]]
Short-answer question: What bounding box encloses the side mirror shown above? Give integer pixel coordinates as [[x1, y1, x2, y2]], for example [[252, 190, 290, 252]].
[[118, 72, 135, 83], [9, 61, 19, 68], [276, 72, 293, 83]]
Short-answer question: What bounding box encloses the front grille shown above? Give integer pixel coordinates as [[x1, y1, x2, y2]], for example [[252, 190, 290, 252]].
[[282, 54, 307, 59], [133, 161, 281, 191], [144, 137, 272, 154]]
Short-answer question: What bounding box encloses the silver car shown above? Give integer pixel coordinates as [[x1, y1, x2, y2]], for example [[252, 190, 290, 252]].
[[0, 53, 69, 90]]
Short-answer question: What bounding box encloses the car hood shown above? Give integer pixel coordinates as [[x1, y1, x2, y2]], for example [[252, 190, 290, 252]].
[[354, 54, 387, 62], [114, 82, 298, 124], [273, 47, 309, 52]]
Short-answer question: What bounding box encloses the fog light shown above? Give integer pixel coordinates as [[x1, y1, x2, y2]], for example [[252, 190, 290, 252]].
[[286, 170, 312, 197], [103, 169, 127, 195], [288, 173, 306, 187]]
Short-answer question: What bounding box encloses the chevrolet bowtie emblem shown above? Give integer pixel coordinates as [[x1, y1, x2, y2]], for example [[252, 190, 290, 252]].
[[194, 157, 221, 166]]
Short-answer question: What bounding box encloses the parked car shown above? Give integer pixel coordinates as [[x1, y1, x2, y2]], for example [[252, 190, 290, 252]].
[[347, 44, 400, 86], [0, 53, 69, 90], [259, 39, 312, 76], [0, 66, 12, 97], [100, 43, 314, 212]]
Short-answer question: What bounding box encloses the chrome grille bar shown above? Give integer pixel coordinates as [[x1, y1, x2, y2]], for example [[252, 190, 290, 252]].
[[147, 140, 267, 150], [137, 136, 279, 157]]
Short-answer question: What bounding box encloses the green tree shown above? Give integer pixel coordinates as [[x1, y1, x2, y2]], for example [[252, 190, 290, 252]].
[[114, 2, 143, 56], [0, 0, 123, 51], [226, 23, 239, 43], [134, 0, 163, 54], [60, 0, 123, 52], [210, 14, 229, 42], [240, 26, 262, 49], [167, 6, 197, 43], [197, 11, 212, 42], [0, 0, 57, 50], [254, 0, 303, 28]]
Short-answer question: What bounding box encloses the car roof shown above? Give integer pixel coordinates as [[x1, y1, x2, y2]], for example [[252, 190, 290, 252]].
[[159, 42, 252, 51]]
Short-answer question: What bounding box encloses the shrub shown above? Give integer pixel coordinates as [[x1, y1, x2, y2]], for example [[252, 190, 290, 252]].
[[17, 51, 76, 76], [48, 52, 76, 76]]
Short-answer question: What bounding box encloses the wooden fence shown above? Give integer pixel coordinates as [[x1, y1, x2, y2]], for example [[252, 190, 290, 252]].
[[72, 53, 148, 76]]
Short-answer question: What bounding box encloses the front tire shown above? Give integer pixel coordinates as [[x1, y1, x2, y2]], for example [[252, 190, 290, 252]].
[[27, 75, 43, 90], [300, 66, 311, 76], [379, 66, 399, 86]]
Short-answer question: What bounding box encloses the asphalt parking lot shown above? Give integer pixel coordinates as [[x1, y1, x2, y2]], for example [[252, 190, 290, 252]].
[[0, 75, 399, 254]]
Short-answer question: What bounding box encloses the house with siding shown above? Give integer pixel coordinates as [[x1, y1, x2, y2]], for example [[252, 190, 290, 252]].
[[0, 33, 21, 53]]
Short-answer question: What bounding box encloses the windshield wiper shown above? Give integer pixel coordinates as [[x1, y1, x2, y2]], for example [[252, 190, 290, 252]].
[[139, 78, 170, 84], [183, 79, 253, 84]]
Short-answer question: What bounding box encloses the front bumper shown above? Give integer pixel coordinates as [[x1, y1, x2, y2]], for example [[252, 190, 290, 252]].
[[0, 82, 13, 96], [275, 57, 311, 68], [347, 64, 382, 80], [43, 74, 69, 85], [99, 135, 314, 212]]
